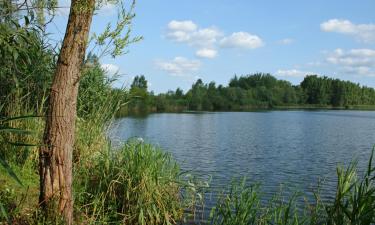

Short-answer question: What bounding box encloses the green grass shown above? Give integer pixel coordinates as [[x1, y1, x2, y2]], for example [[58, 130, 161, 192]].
[[75, 141, 184, 224], [209, 179, 324, 225], [0, 163, 39, 223]]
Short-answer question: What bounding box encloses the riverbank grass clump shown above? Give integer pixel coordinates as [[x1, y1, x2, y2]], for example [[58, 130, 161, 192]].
[[209, 179, 324, 225], [1, 138, 194, 224], [74, 141, 184, 224]]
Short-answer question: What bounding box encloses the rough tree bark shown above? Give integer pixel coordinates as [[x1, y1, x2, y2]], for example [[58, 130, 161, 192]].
[[39, 0, 95, 223]]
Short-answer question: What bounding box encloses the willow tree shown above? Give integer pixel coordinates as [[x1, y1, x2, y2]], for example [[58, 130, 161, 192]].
[[38, 0, 140, 223]]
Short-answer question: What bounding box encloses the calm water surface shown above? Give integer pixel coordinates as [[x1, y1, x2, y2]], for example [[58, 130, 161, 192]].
[[109, 111, 375, 207]]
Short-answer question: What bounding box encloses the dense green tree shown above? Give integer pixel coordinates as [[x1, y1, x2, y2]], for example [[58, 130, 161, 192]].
[[188, 79, 206, 110], [128, 75, 149, 113], [135, 73, 375, 114], [131, 75, 148, 90], [175, 88, 183, 98]]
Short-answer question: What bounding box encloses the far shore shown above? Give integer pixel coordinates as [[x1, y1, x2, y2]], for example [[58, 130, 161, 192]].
[[117, 104, 375, 117]]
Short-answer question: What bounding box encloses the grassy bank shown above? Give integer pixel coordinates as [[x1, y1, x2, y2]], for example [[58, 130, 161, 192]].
[[0, 114, 203, 224], [273, 104, 375, 110], [75, 140, 189, 224]]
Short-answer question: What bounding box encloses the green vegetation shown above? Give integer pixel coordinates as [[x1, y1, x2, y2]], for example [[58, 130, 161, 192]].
[[121, 74, 375, 115], [1, 0, 375, 224], [0, 57, 198, 223], [75, 141, 187, 224], [0, 13, 201, 223]]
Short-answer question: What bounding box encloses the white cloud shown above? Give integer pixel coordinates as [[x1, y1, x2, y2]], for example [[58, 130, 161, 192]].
[[321, 19, 355, 33], [326, 48, 375, 77], [168, 20, 197, 32], [166, 30, 191, 42], [276, 69, 314, 77], [196, 48, 217, 58], [321, 19, 375, 43], [278, 38, 294, 45], [166, 20, 222, 47], [101, 64, 119, 76], [165, 20, 264, 59], [343, 66, 374, 76], [327, 48, 375, 67], [219, 32, 264, 49], [155, 57, 201, 76], [192, 28, 222, 47]]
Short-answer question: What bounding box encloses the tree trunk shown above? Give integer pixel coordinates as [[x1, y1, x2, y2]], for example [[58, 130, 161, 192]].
[[39, 0, 95, 223]]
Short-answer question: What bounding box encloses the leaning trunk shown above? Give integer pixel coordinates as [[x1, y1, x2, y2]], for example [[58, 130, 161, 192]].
[[39, 0, 95, 223]]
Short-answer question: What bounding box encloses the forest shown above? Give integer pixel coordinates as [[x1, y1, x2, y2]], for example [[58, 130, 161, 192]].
[[124, 73, 375, 115]]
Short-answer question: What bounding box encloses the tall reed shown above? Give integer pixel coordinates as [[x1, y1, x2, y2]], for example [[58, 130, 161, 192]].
[[75, 141, 184, 224]]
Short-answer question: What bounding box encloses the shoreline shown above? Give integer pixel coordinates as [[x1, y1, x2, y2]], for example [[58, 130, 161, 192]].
[[119, 105, 375, 117]]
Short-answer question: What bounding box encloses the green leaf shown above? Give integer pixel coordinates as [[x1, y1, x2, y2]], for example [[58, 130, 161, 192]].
[[0, 115, 41, 123], [5, 141, 38, 147], [12, 50, 18, 61], [0, 127, 35, 135], [0, 157, 23, 186], [0, 202, 8, 221]]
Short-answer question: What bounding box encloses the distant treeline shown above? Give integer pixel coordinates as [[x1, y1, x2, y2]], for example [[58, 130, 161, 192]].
[[121, 73, 375, 115]]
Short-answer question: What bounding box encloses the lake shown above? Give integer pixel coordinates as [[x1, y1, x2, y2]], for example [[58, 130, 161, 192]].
[[109, 110, 375, 211]]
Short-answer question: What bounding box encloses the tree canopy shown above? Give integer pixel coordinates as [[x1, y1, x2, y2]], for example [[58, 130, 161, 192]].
[[121, 73, 375, 115]]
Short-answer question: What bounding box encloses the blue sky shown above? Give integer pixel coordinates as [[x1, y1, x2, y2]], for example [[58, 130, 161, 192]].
[[50, 0, 375, 93]]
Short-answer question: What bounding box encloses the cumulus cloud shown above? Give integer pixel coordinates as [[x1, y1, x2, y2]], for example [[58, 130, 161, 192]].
[[195, 48, 217, 58], [327, 48, 375, 67], [326, 48, 375, 77], [165, 20, 264, 59], [321, 19, 375, 43], [155, 57, 201, 76], [278, 38, 294, 45], [101, 64, 119, 76], [166, 20, 222, 47], [276, 69, 314, 77], [192, 28, 222, 47], [168, 20, 197, 32], [219, 32, 264, 49]]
